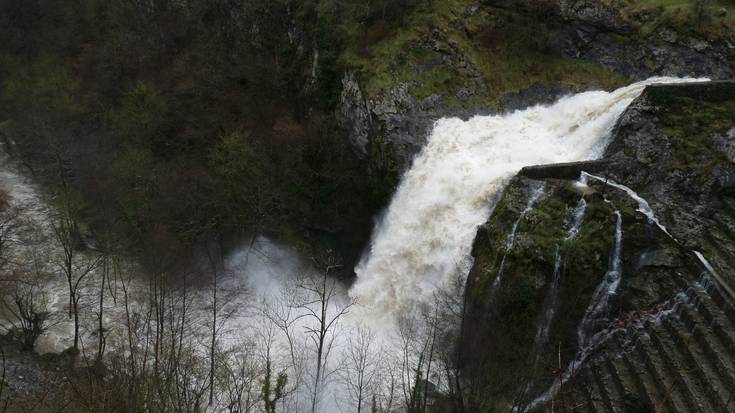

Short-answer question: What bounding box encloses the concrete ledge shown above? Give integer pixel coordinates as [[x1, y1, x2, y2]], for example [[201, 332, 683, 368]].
[[519, 160, 609, 180]]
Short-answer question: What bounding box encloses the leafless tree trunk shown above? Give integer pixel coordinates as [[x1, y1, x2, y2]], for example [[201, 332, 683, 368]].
[[95, 253, 110, 363], [0, 190, 24, 273], [0, 345, 8, 413], [201, 237, 240, 408], [3, 281, 49, 350], [205, 240, 221, 406], [298, 255, 353, 413], [261, 279, 306, 406], [342, 326, 379, 413], [52, 203, 100, 352]]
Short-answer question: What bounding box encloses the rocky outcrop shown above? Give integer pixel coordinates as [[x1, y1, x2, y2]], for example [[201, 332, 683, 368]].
[[336, 24, 493, 180], [519, 160, 609, 180], [338, 2, 735, 185], [564, 280, 735, 413], [337, 73, 372, 156], [461, 81, 735, 411], [486, 0, 735, 79]]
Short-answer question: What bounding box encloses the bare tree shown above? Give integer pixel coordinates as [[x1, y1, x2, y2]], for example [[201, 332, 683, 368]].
[[0, 190, 23, 272], [297, 254, 354, 413], [204, 239, 222, 406], [341, 326, 380, 413], [0, 195, 51, 351], [218, 344, 260, 413], [93, 250, 118, 364], [261, 279, 307, 407], [0, 345, 9, 412], [114, 264, 211, 413], [201, 237, 241, 407], [52, 203, 101, 352], [396, 303, 442, 413], [3, 280, 50, 350], [433, 274, 468, 413], [256, 316, 288, 413]]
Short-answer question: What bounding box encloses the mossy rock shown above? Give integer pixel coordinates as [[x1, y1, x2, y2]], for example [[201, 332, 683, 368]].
[[646, 82, 735, 176]]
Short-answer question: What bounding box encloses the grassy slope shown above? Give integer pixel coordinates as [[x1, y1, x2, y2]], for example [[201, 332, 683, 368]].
[[338, 0, 626, 108], [647, 81, 735, 174], [338, 0, 735, 109], [611, 0, 735, 40]]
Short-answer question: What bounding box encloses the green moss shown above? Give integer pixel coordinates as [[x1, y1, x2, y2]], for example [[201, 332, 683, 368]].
[[469, 186, 619, 407], [467, 183, 539, 300], [549, 197, 616, 365], [338, 1, 626, 108], [515, 195, 568, 260], [608, 0, 735, 42], [647, 83, 735, 175], [465, 181, 628, 410], [339, 0, 734, 110]]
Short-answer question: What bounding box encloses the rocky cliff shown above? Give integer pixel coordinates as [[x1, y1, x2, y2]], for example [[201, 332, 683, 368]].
[[338, 1, 735, 189], [461, 81, 735, 411]]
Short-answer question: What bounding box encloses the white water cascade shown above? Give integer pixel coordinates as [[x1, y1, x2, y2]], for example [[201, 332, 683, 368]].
[[351, 77, 706, 322], [0, 77, 710, 413], [491, 184, 546, 296]]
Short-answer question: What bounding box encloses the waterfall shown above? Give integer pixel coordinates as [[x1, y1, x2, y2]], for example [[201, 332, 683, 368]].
[[566, 198, 588, 241], [537, 190, 588, 346], [521, 188, 588, 404], [350, 77, 705, 321], [583, 172, 674, 240], [524, 206, 623, 411], [491, 184, 546, 295], [578, 208, 623, 347]]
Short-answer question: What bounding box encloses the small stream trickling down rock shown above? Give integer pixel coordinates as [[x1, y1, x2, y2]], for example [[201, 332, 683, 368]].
[[491, 184, 546, 298]]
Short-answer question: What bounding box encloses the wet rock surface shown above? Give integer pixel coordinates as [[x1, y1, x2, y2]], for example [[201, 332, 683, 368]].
[[461, 81, 735, 411], [0, 335, 65, 406]]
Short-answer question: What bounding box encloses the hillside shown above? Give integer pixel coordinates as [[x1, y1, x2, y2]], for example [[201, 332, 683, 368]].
[[462, 81, 735, 411], [0, 1, 733, 412]]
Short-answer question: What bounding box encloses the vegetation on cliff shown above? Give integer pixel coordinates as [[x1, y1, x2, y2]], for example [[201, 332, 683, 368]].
[[0, 0, 387, 263], [0, 1, 734, 412], [462, 81, 735, 412]]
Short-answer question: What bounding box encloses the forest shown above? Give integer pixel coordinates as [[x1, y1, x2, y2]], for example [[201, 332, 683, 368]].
[[1, 0, 734, 412], [0, 1, 461, 412]]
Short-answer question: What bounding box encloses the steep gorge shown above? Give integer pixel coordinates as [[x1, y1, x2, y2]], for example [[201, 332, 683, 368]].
[[0, 1, 734, 412]]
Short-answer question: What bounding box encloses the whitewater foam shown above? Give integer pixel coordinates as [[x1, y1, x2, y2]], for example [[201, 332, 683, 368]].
[[351, 77, 706, 320]]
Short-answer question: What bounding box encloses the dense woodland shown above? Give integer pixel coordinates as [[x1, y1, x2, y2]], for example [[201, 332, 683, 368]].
[[0, 1, 465, 412], [1, 1, 732, 412], [0, 0, 422, 266]]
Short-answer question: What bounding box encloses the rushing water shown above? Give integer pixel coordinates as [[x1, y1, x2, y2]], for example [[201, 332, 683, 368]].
[[0, 77, 710, 413], [351, 77, 705, 322]]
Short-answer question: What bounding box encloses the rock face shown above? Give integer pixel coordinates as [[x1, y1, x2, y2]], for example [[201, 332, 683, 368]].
[[487, 0, 735, 79], [461, 81, 735, 412], [337, 1, 735, 187]]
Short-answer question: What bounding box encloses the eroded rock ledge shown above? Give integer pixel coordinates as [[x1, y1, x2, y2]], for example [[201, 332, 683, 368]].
[[461, 81, 735, 412]]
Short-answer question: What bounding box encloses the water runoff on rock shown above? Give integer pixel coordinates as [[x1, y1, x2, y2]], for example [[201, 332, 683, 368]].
[[350, 77, 706, 324]]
